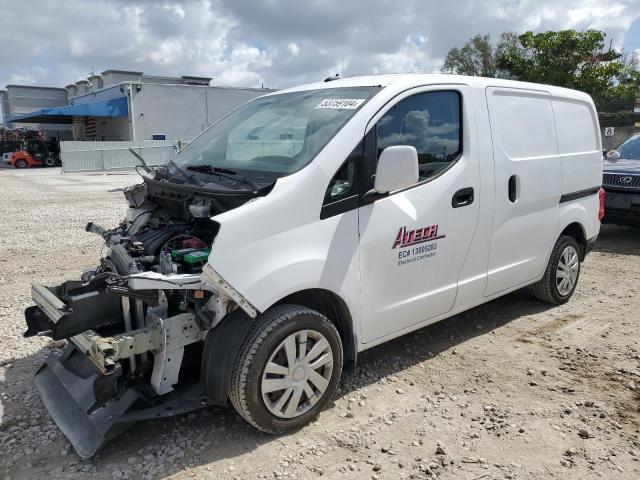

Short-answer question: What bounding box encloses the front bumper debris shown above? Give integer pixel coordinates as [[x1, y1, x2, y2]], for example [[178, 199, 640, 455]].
[[34, 347, 140, 458], [35, 345, 213, 458], [25, 280, 121, 340], [26, 267, 220, 456], [68, 310, 203, 395]]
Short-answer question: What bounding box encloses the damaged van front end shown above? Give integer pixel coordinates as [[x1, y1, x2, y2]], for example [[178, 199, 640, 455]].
[[24, 172, 261, 458], [23, 84, 380, 457]]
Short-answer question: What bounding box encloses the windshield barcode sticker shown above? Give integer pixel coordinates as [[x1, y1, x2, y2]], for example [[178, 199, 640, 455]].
[[315, 98, 365, 110]]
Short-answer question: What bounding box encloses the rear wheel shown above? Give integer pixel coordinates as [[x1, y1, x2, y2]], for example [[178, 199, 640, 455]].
[[229, 305, 343, 433], [531, 235, 581, 305], [15, 159, 27, 168]]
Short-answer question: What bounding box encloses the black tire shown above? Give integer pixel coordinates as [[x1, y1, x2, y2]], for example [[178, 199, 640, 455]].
[[531, 235, 581, 305], [229, 305, 343, 434], [43, 156, 57, 167], [15, 159, 27, 169]]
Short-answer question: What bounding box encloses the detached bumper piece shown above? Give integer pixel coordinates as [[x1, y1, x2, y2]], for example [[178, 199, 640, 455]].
[[25, 279, 122, 340], [35, 345, 213, 458], [34, 346, 138, 458]]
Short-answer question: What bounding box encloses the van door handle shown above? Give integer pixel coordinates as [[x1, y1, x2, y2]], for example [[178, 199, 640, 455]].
[[452, 187, 474, 208], [508, 175, 517, 203]]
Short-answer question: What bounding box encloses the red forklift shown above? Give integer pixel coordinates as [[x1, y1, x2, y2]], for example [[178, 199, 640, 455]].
[[9, 139, 60, 168]]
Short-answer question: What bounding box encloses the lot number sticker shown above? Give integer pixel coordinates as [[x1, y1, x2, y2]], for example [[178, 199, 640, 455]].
[[316, 98, 365, 109], [604, 127, 615, 137]]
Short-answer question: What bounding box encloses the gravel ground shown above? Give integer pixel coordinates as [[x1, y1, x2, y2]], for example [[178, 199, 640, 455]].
[[0, 167, 639, 480]]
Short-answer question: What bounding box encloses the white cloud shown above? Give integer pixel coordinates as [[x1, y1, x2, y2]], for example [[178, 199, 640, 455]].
[[0, 0, 638, 90], [287, 43, 300, 56], [7, 66, 48, 85], [567, 4, 633, 31], [372, 36, 435, 74], [167, 3, 186, 19], [150, 39, 185, 65], [214, 46, 272, 86], [7, 72, 37, 85], [69, 36, 88, 58]]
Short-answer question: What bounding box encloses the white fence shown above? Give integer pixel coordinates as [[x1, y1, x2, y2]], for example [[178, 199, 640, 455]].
[[60, 140, 177, 173]]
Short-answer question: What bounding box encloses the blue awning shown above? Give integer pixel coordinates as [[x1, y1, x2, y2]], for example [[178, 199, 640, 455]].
[[7, 96, 129, 124]]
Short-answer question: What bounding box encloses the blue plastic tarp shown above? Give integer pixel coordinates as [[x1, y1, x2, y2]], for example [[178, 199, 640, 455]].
[[7, 97, 128, 124]]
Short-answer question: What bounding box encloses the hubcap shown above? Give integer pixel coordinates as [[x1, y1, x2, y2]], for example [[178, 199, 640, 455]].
[[261, 329, 333, 419], [556, 245, 579, 296]]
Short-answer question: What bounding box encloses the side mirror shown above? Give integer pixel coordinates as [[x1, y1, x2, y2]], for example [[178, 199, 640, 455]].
[[605, 149, 621, 162], [373, 146, 419, 194]]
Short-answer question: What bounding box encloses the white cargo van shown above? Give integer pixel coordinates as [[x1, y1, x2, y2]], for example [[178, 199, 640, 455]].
[[25, 74, 603, 457]]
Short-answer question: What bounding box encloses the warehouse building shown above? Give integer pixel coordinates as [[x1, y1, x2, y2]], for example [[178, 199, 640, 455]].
[[1, 69, 273, 143], [0, 85, 72, 141]]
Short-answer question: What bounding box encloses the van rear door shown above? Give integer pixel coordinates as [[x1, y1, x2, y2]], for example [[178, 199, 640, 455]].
[[484, 87, 561, 296]]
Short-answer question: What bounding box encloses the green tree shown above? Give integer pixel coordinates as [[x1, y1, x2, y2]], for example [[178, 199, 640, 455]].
[[495, 29, 630, 106], [442, 33, 518, 78], [615, 52, 640, 104], [445, 29, 639, 109]]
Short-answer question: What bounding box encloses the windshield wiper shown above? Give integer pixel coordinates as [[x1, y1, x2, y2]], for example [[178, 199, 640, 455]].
[[167, 160, 203, 187], [185, 165, 260, 192], [128, 148, 151, 173], [128, 150, 204, 187]]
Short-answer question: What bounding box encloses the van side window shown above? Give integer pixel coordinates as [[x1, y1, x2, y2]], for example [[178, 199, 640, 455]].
[[324, 160, 356, 203], [377, 91, 461, 183], [321, 140, 363, 219]]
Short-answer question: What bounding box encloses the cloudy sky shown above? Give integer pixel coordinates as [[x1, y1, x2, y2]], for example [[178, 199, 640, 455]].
[[0, 0, 639, 91]]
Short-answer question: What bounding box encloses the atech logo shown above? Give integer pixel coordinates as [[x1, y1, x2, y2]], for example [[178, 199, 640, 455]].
[[392, 224, 445, 249]]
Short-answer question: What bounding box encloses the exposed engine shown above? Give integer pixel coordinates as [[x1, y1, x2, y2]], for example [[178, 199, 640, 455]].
[[89, 181, 221, 276], [26, 180, 227, 344]]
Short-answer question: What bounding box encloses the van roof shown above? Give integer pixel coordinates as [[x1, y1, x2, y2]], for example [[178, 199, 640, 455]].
[[273, 73, 593, 102]]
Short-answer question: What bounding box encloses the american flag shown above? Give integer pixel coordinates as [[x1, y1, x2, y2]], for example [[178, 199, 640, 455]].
[[84, 117, 96, 139]]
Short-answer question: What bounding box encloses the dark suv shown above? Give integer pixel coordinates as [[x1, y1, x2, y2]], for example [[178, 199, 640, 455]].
[[602, 134, 640, 227]]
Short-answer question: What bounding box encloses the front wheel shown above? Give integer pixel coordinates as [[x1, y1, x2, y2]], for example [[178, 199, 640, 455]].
[[229, 305, 343, 433], [531, 235, 581, 305], [43, 156, 57, 167]]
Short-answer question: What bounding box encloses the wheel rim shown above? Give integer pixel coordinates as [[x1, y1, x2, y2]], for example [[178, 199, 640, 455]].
[[261, 329, 334, 419], [556, 245, 579, 296]]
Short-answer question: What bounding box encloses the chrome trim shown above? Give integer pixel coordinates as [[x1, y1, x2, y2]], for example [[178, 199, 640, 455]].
[[603, 172, 640, 189]]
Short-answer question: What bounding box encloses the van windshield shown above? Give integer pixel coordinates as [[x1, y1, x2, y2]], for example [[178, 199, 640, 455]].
[[173, 87, 380, 178]]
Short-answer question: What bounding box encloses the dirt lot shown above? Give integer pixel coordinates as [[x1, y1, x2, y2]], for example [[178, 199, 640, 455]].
[[0, 168, 638, 480]]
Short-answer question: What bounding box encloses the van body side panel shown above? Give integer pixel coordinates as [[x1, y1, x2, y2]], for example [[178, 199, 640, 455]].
[[208, 163, 362, 312], [552, 98, 603, 198], [557, 195, 601, 243], [484, 88, 561, 296], [551, 97, 602, 243], [204, 77, 601, 358]]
